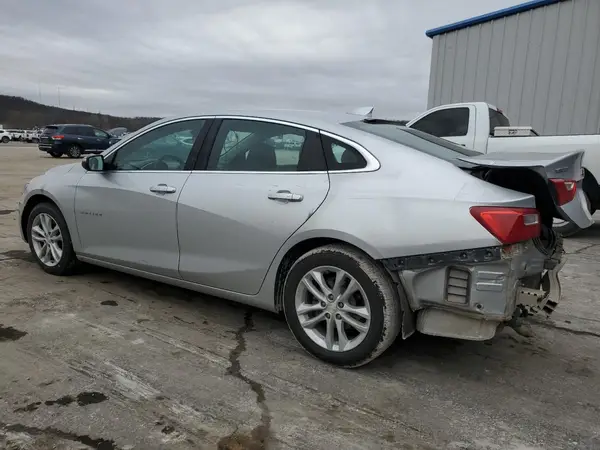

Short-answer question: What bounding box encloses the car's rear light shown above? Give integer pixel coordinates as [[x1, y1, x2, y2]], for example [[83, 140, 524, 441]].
[[51, 135, 64, 140], [550, 179, 577, 205], [470, 206, 541, 245]]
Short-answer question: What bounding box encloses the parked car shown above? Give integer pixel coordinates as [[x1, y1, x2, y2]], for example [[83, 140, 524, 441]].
[[6, 129, 25, 141], [38, 124, 119, 158], [0, 129, 11, 143], [24, 129, 40, 143], [18, 111, 591, 367], [107, 127, 129, 139], [404, 102, 600, 236]]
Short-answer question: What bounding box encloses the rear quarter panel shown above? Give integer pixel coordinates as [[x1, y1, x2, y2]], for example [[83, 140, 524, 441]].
[[293, 151, 529, 259]]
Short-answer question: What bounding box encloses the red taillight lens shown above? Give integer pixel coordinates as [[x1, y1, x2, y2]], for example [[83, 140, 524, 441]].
[[51, 135, 64, 140], [550, 179, 577, 205], [470, 206, 541, 244]]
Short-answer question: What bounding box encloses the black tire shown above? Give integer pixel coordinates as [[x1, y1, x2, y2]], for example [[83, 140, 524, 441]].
[[553, 191, 595, 237], [283, 244, 402, 368], [67, 145, 82, 158], [1, 136, 9, 143], [49, 151, 62, 158], [26, 202, 78, 276]]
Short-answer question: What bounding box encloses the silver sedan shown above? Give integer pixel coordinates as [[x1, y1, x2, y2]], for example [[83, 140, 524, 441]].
[[18, 110, 592, 367]]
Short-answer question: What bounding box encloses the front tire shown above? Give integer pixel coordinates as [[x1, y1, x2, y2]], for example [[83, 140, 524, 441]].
[[26, 203, 78, 276], [49, 151, 62, 158], [67, 145, 82, 158], [283, 244, 401, 368], [1, 136, 9, 143]]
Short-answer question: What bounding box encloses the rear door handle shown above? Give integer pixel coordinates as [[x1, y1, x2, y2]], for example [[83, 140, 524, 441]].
[[150, 184, 177, 194], [268, 190, 303, 202]]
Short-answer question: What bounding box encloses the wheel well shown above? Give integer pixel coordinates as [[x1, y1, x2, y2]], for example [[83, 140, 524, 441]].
[[273, 237, 369, 312], [21, 195, 59, 242], [583, 168, 600, 211]]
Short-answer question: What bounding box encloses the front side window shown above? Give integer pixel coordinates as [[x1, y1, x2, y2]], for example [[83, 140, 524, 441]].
[[207, 119, 326, 172], [106, 119, 206, 171], [93, 128, 109, 138], [410, 107, 470, 137]]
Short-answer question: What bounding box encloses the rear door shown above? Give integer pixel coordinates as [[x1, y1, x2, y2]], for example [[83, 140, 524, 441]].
[[39, 125, 60, 148], [177, 118, 330, 295], [91, 127, 112, 151]]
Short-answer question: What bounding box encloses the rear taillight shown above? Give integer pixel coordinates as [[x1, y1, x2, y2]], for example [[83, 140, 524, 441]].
[[550, 179, 577, 205], [470, 206, 541, 245], [51, 135, 64, 140]]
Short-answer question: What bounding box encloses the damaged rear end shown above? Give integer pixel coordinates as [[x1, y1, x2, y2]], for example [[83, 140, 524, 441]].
[[385, 150, 592, 341]]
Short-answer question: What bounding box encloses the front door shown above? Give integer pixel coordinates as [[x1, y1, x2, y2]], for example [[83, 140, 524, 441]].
[[74, 118, 210, 277], [91, 127, 112, 151], [177, 118, 330, 295]]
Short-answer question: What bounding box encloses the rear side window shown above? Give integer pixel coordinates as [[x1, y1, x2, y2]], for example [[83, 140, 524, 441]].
[[320, 135, 367, 171], [410, 107, 470, 137], [489, 108, 510, 134]]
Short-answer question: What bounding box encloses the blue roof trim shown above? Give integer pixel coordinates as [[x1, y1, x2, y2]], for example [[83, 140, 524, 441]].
[[425, 0, 564, 38]]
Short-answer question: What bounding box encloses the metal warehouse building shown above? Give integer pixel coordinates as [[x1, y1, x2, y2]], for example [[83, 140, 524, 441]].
[[425, 0, 600, 135]]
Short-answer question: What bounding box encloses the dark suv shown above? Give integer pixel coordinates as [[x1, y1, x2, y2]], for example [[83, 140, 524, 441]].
[[38, 124, 118, 158]]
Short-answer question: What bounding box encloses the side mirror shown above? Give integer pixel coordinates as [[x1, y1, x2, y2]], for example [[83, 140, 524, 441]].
[[82, 155, 105, 172]]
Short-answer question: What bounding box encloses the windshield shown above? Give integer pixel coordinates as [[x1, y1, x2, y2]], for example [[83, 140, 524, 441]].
[[342, 120, 480, 164]]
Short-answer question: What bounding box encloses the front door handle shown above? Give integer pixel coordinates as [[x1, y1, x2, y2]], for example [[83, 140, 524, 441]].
[[268, 190, 304, 202], [150, 184, 177, 194]]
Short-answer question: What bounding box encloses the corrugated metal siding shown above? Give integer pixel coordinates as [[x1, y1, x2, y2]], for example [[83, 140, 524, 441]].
[[427, 0, 600, 135]]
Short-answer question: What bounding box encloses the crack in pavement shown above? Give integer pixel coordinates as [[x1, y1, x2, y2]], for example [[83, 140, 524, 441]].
[[572, 243, 600, 254], [218, 311, 272, 450], [0, 422, 119, 449], [531, 319, 600, 339]]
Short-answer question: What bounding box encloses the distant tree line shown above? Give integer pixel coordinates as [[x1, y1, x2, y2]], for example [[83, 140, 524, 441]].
[[0, 95, 160, 131]]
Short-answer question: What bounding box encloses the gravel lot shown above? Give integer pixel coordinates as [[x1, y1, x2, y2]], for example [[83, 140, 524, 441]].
[[1, 143, 600, 450]]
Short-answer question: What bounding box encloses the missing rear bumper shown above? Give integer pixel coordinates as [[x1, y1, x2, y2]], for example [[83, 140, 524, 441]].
[[382, 240, 565, 341]]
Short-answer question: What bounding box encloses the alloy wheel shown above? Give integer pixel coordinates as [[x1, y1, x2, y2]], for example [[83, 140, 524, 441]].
[[31, 213, 63, 267], [294, 266, 371, 352]]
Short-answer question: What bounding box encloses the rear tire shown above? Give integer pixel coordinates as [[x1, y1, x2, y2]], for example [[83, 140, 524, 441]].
[[67, 145, 82, 158], [283, 244, 402, 368], [1, 136, 9, 144], [26, 202, 78, 276]]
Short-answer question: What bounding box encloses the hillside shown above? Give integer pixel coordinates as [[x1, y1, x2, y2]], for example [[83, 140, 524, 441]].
[[0, 95, 160, 131]]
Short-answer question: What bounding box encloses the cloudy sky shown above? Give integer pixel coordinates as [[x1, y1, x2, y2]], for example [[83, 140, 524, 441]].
[[0, 0, 518, 118]]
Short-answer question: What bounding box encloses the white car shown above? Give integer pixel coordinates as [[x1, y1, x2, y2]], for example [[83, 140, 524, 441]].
[[0, 129, 11, 143]]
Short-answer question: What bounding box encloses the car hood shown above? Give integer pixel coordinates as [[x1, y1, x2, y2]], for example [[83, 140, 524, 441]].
[[44, 163, 79, 176]]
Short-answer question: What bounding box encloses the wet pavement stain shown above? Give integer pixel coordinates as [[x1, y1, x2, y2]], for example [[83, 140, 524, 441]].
[[45, 392, 108, 407], [0, 209, 14, 215], [100, 300, 118, 306], [0, 422, 118, 450], [0, 325, 27, 341], [13, 401, 41, 413], [0, 249, 34, 262], [161, 425, 175, 434], [218, 311, 271, 450]]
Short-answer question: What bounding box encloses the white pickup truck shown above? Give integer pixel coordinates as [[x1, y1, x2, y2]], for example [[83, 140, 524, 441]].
[[405, 102, 600, 235]]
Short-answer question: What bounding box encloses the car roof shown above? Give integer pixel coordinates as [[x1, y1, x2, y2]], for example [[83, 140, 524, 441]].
[[46, 124, 94, 127], [156, 109, 385, 147]]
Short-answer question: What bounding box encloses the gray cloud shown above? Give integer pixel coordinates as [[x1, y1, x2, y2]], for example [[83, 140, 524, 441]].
[[0, 0, 518, 118]]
